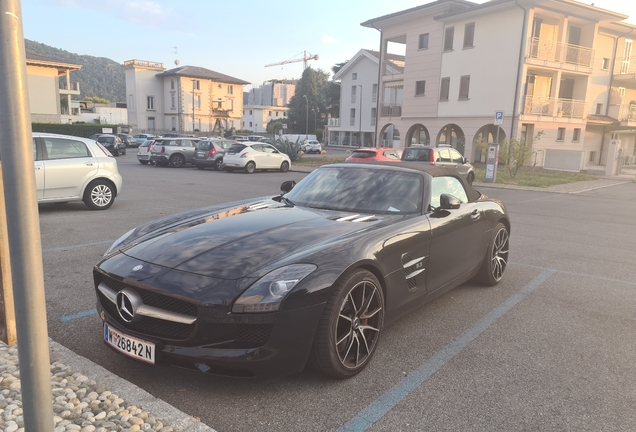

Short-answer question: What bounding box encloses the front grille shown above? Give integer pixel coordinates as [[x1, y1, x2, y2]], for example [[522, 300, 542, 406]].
[[235, 324, 272, 345], [96, 274, 197, 341]]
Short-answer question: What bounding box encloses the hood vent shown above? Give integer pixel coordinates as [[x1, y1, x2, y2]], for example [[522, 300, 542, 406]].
[[402, 254, 426, 290], [248, 202, 273, 211], [332, 214, 377, 223]]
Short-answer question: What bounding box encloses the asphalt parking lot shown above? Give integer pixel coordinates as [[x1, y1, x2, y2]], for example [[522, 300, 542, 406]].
[[41, 152, 636, 431]]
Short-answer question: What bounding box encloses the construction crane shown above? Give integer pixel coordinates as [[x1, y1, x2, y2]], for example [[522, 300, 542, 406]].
[[265, 51, 320, 70]]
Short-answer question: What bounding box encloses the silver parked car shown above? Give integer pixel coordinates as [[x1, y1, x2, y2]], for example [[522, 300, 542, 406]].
[[33, 133, 123, 210], [150, 137, 201, 167], [401, 145, 476, 184]]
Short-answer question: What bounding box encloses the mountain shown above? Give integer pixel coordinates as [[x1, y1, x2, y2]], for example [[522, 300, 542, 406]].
[[25, 39, 125, 103]]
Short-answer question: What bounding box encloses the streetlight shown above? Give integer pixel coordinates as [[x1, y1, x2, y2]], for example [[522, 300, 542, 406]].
[[302, 95, 308, 138], [358, 85, 363, 147], [191, 79, 196, 133]]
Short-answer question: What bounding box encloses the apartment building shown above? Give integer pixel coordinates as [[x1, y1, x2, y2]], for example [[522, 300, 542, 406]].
[[242, 105, 289, 132], [124, 60, 249, 134], [26, 53, 81, 123], [246, 80, 297, 107], [363, 0, 636, 169], [327, 49, 398, 147]]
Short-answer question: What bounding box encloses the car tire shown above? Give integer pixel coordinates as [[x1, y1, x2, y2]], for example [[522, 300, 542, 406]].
[[196, 165, 205, 170], [245, 161, 256, 174], [121, 148, 127, 156], [170, 154, 186, 168], [214, 159, 225, 171], [113, 149, 119, 157], [467, 172, 475, 185], [139, 160, 149, 165], [83, 180, 115, 210], [474, 222, 509, 286], [280, 161, 289, 173], [310, 269, 384, 378]]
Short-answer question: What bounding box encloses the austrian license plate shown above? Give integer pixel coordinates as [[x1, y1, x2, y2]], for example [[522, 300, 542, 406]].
[[104, 324, 155, 364]]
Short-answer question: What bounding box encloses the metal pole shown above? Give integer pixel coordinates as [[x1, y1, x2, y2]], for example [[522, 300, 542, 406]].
[[191, 79, 195, 133], [0, 0, 54, 430], [303, 95, 308, 138], [358, 84, 363, 147]]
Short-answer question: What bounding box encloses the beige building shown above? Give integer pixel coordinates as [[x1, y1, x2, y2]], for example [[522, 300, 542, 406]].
[[363, 0, 636, 170], [26, 53, 81, 123], [124, 60, 249, 134]]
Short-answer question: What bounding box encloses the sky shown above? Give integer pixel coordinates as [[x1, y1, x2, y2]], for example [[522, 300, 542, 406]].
[[20, 0, 636, 88]]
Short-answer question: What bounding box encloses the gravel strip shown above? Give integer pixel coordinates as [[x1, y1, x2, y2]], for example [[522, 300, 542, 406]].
[[0, 341, 214, 432]]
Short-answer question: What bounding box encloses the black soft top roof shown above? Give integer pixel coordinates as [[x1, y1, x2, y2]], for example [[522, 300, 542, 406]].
[[325, 162, 481, 202]]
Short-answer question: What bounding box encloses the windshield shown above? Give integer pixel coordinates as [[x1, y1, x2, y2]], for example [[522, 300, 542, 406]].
[[284, 166, 423, 214]]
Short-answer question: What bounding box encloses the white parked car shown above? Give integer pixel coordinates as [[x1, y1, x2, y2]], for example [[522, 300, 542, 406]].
[[302, 140, 322, 154], [223, 142, 290, 173], [136, 139, 155, 165], [33, 133, 123, 210]]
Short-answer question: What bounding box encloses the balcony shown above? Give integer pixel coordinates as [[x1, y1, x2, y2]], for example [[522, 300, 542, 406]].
[[619, 103, 636, 124], [382, 59, 405, 78], [212, 109, 231, 118], [380, 105, 402, 117], [526, 37, 594, 72], [522, 96, 586, 119], [613, 57, 636, 88], [327, 118, 340, 127], [59, 81, 80, 95]]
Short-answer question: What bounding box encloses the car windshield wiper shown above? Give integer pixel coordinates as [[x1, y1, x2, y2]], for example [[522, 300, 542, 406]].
[[281, 196, 295, 207]]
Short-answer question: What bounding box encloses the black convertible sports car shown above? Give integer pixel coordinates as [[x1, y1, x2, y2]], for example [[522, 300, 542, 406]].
[[94, 162, 510, 378]]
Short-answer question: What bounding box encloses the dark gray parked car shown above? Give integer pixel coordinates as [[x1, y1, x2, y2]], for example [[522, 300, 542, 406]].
[[193, 139, 235, 171], [401, 145, 475, 184], [96, 135, 126, 157]]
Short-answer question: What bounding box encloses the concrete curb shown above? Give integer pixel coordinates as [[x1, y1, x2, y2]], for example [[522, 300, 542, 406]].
[[48, 339, 216, 432]]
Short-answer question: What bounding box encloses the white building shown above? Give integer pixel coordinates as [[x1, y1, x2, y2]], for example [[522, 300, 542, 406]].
[[246, 80, 297, 107], [124, 60, 249, 134], [242, 105, 289, 133], [80, 102, 128, 125], [327, 50, 400, 147], [363, 0, 636, 170]]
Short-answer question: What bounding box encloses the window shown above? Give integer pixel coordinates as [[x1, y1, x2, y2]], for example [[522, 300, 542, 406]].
[[352, 73, 357, 80], [44, 138, 90, 160], [557, 127, 565, 141], [450, 149, 464, 163], [171, 117, 176, 130], [171, 93, 175, 109], [440, 77, 450, 101], [268, 111, 272, 116], [276, 111, 279, 117], [573, 128, 581, 141], [595, 103, 603, 114], [283, 111, 287, 117], [372, 84, 378, 103], [249, 110, 253, 115], [444, 27, 454, 51], [601, 58, 610, 70], [195, 95, 201, 109], [430, 176, 468, 209], [147, 117, 155, 131], [350, 108, 356, 126], [195, 80, 200, 90], [147, 96, 154, 110], [371, 107, 376, 126], [415, 80, 426, 96], [463, 23, 475, 48], [249, 121, 253, 127], [129, 94, 134, 110], [459, 75, 470, 99], [418, 33, 429, 49], [171, 80, 174, 90], [618, 87, 626, 97], [351, 85, 357, 103], [228, 85, 233, 94]]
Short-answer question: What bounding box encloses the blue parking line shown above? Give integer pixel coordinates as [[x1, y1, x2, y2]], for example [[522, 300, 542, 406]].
[[61, 309, 97, 322], [337, 268, 556, 432]]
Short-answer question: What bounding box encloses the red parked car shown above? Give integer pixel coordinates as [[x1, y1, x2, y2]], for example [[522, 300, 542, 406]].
[[345, 147, 403, 163]]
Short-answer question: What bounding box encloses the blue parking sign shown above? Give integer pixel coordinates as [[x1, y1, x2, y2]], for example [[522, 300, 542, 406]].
[[494, 111, 504, 125]]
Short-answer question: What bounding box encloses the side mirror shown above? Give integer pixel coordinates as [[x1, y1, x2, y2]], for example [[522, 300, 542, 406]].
[[462, 157, 468, 164], [439, 193, 461, 210], [280, 180, 296, 194]]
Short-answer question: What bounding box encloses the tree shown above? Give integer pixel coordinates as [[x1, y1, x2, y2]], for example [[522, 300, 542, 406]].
[[331, 61, 348, 75], [83, 96, 111, 104], [499, 130, 544, 178], [287, 67, 332, 135], [267, 118, 284, 134]]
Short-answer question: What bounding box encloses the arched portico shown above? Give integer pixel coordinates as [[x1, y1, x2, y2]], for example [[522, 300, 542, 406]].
[[405, 124, 430, 147], [473, 125, 506, 162], [379, 124, 401, 148], [436, 124, 466, 154]]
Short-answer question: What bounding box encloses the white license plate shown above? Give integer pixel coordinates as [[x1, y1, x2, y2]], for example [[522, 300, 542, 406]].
[[104, 324, 155, 364]]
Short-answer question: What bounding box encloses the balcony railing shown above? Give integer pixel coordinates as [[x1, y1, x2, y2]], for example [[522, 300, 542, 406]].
[[614, 56, 636, 75], [526, 37, 594, 69], [59, 82, 80, 91], [522, 96, 586, 118], [619, 103, 636, 122], [327, 118, 340, 127], [382, 59, 405, 77], [380, 105, 402, 117]]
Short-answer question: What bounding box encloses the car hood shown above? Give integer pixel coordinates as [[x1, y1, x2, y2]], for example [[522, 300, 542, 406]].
[[119, 199, 389, 280]]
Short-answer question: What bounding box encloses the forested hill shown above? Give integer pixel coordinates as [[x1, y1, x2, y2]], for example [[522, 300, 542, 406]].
[[25, 39, 125, 103]]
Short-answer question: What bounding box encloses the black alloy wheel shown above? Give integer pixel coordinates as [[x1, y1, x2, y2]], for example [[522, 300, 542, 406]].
[[83, 180, 115, 210], [215, 159, 225, 171], [170, 154, 186, 168], [311, 269, 384, 378], [245, 161, 256, 174], [475, 222, 509, 286]]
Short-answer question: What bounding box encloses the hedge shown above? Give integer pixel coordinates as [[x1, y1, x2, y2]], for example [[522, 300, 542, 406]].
[[31, 123, 124, 138]]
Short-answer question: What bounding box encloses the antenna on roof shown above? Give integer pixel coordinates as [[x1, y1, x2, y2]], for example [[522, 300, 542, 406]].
[[172, 46, 180, 66]]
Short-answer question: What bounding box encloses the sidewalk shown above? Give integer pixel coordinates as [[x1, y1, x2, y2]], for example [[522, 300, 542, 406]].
[[0, 340, 214, 432]]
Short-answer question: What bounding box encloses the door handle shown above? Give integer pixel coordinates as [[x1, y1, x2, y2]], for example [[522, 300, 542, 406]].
[[471, 209, 481, 221], [35, 165, 43, 170], [85, 162, 94, 166]]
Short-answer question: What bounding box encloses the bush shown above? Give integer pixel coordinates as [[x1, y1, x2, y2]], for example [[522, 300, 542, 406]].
[[31, 123, 122, 138], [272, 137, 303, 162]]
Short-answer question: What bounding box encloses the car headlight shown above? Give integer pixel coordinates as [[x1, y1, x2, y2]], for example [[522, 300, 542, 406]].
[[232, 264, 317, 313], [104, 228, 135, 257]]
